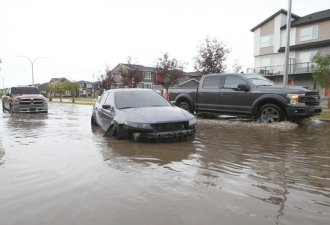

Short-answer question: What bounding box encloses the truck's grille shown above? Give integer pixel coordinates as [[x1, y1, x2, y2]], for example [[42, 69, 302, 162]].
[[299, 91, 320, 106], [20, 98, 43, 105]]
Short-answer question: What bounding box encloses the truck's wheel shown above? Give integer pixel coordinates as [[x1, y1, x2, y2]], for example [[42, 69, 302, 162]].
[[115, 124, 130, 140], [257, 104, 284, 123], [179, 102, 192, 113], [9, 105, 14, 113]]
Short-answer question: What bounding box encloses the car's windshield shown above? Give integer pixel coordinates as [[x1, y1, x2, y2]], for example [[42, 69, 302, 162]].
[[11, 87, 40, 95], [115, 91, 172, 109], [244, 75, 274, 86]]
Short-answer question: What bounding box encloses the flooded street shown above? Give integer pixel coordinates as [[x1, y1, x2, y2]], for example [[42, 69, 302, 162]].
[[0, 102, 329, 225]]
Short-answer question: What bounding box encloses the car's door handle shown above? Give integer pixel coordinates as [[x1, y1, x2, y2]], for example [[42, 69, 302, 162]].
[[220, 93, 227, 96], [199, 92, 205, 95]]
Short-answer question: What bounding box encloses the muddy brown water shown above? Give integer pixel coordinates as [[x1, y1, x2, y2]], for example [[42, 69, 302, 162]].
[[0, 103, 329, 225]]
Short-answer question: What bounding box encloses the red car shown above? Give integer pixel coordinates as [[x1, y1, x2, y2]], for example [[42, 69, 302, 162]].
[[2, 87, 48, 113]]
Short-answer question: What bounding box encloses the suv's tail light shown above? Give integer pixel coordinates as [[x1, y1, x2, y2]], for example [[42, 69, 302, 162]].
[[167, 92, 171, 100]]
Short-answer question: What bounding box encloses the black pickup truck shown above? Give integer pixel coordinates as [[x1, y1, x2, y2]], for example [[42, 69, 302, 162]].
[[168, 73, 322, 123]]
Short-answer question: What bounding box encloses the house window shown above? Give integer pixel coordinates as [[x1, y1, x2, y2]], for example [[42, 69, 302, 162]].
[[140, 83, 152, 89], [144, 72, 151, 79], [299, 26, 318, 41], [298, 50, 317, 67], [260, 34, 274, 48]]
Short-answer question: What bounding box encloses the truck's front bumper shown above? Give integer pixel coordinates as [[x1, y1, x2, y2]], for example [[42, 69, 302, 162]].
[[12, 104, 48, 113], [286, 104, 322, 118]]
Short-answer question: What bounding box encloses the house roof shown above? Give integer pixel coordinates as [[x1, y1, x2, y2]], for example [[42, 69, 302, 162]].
[[250, 9, 300, 32], [281, 9, 330, 29], [177, 78, 200, 86], [51, 77, 66, 82], [76, 80, 93, 84], [183, 71, 201, 77], [122, 64, 157, 72], [278, 39, 330, 52]]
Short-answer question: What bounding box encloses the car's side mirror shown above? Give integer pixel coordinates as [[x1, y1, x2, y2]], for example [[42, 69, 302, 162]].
[[102, 105, 111, 109], [237, 84, 249, 91]]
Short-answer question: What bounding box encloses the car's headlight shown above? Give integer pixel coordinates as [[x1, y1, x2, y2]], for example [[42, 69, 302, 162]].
[[287, 94, 300, 104], [124, 121, 152, 130], [188, 118, 197, 126], [43, 98, 47, 103]]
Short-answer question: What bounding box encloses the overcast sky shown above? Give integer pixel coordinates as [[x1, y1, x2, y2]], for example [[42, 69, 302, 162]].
[[0, 0, 328, 87]]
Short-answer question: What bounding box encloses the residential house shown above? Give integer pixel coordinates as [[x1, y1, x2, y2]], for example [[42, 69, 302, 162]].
[[181, 71, 201, 80], [249, 9, 330, 98], [35, 82, 48, 97], [75, 80, 101, 97], [49, 77, 69, 97]]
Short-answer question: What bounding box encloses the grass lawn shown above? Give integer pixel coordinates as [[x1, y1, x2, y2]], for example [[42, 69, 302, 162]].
[[314, 108, 330, 119], [52, 97, 96, 102]]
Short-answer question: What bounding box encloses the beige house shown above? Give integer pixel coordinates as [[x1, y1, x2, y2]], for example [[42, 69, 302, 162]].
[[249, 9, 330, 98]]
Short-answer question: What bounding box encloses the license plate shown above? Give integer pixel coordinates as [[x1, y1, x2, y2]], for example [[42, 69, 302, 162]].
[[30, 108, 36, 112]]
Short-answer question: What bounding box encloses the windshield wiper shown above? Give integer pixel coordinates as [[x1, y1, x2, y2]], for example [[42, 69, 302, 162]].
[[118, 107, 135, 109]]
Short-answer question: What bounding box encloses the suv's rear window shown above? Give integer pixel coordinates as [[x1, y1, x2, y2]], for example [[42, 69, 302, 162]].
[[12, 87, 40, 95]]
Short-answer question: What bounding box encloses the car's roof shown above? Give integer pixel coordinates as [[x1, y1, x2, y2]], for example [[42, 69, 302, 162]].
[[104, 88, 155, 93], [204, 73, 257, 77]]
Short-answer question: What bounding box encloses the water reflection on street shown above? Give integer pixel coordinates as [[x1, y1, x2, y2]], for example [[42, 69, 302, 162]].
[[0, 103, 329, 225]]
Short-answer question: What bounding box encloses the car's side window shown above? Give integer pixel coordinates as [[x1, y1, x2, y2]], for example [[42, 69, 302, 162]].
[[223, 76, 247, 89], [100, 93, 109, 105], [202, 77, 221, 89], [98, 93, 107, 104], [105, 92, 114, 106]]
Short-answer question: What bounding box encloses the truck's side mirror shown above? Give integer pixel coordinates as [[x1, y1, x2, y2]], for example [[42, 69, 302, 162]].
[[237, 84, 248, 91], [6, 93, 10, 96]]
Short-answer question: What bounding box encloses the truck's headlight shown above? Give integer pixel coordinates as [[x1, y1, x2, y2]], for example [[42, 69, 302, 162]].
[[43, 98, 47, 103], [188, 118, 197, 126], [13, 99, 20, 105], [287, 94, 299, 104], [124, 121, 152, 130]]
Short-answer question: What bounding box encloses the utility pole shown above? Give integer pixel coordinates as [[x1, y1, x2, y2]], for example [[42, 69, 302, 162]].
[[283, 0, 292, 86]]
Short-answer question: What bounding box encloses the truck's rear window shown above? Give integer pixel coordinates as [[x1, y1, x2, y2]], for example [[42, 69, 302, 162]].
[[12, 87, 40, 95]]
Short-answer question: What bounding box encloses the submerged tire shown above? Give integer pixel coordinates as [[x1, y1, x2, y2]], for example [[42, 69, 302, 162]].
[[257, 104, 284, 123], [9, 105, 13, 113], [115, 124, 130, 140], [91, 115, 97, 126], [2, 103, 5, 113], [179, 101, 192, 114]]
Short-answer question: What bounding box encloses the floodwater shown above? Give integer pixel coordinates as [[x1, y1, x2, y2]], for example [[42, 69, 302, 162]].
[[0, 103, 329, 225]]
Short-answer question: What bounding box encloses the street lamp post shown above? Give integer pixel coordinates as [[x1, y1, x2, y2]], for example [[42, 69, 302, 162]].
[[0, 74, 5, 92], [17, 56, 46, 86]]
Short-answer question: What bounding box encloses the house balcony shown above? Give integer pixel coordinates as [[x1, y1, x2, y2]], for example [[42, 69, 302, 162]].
[[247, 62, 314, 76]]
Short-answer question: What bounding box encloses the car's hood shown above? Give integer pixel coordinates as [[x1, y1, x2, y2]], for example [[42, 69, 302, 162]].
[[255, 85, 318, 94], [12, 94, 44, 99], [118, 106, 194, 124]]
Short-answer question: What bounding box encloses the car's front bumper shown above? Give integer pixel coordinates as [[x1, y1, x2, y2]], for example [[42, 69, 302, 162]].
[[132, 128, 195, 140], [12, 104, 48, 113], [286, 104, 322, 118]]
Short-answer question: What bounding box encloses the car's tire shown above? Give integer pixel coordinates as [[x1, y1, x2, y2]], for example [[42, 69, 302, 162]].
[[91, 115, 97, 126], [2, 103, 5, 113], [256, 104, 284, 123], [179, 101, 193, 114], [115, 124, 130, 140]]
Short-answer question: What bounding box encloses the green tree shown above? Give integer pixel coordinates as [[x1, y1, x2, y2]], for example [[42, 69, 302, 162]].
[[45, 83, 54, 101], [64, 80, 79, 103], [232, 59, 243, 73], [311, 52, 330, 108], [53, 82, 66, 102]]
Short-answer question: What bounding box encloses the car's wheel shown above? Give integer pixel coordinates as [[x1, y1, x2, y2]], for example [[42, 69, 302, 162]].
[[115, 124, 130, 140], [257, 104, 284, 123], [179, 101, 193, 113], [9, 104, 14, 113], [91, 115, 97, 126]]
